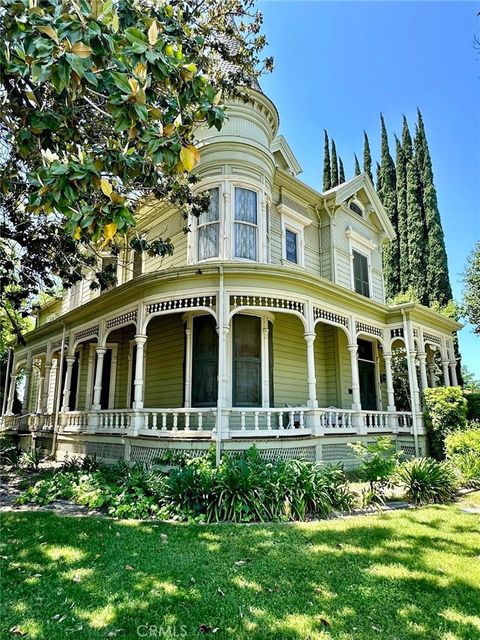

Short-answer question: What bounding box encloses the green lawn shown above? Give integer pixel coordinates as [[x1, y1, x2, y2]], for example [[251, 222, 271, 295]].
[[1, 494, 480, 640]]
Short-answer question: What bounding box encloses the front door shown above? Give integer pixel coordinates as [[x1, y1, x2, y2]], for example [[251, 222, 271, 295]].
[[233, 315, 262, 407], [358, 361, 377, 410]]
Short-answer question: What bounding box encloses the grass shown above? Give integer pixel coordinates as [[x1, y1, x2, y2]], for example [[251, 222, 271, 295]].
[[1, 493, 479, 640]]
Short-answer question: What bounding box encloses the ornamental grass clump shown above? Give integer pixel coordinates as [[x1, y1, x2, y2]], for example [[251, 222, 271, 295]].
[[395, 457, 459, 505]]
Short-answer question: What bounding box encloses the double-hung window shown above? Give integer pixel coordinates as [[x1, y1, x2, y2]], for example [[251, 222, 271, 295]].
[[234, 187, 257, 260], [197, 188, 220, 261], [353, 250, 370, 297], [285, 228, 298, 264]]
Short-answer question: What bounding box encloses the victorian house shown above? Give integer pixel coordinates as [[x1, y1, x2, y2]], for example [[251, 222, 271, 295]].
[[2, 83, 461, 467]]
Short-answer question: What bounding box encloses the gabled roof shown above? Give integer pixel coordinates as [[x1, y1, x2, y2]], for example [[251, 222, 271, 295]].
[[271, 135, 302, 176], [323, 172, 396, 241]]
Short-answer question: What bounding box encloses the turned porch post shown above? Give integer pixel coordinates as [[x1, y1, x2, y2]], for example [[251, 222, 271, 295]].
[[61, 356, 76, 412], [6, 374, 17, 415], [348, 343, 362, 411], [441, 359, 450, 387], [183, 323, 192, 408], [132, 335, 147, 410], [417, 352, 429, 395], [427, 358, 436, 387], [304, 332, 318, 408], [449, 359, 458, 386], [22, 353, 33, 414], [42, 358, 52, 413], [383, 352, 396, 412], [91, 348, 107, 411]]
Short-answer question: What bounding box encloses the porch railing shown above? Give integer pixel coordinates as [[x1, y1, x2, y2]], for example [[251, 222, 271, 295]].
[[12, 406, 417, 438], [137, 408, 217, 436], [227, 407, 312, 437]]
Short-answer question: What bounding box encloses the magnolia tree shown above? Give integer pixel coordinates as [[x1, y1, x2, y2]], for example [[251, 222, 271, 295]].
[[0, 0, 272, 340]]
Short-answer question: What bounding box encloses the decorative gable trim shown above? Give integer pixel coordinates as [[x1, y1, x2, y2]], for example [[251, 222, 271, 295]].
[[271, 135, 302, 176]]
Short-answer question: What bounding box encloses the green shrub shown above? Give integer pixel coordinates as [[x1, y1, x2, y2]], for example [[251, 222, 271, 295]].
[[348, 436, 402, 498], [445, 425, 480, 488], [423, 387, 468, 459], [395, 458, 459, 505], [19, 447, 42, 471], [17, 447, 356, 523], [466, 393, 480, 420]]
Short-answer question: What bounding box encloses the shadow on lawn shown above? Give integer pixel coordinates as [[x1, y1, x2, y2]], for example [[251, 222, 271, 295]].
[[1, 504, 480, 640]]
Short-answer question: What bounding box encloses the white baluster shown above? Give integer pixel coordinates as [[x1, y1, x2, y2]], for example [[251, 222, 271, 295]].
[[289, 411, 294, 429], [266, 412, 271, 430], [173, 413, 178, 431], [299, 411, 304, 428], [328, 411, 332, 428], [185, 412, 190, 430], [241, 412, 246, 431], [278, 412, 284, 430], [152, 413, 157, 430], [162, 413, 167, 431], [198, 412, 203, 431], [254, 412, 259, 431]]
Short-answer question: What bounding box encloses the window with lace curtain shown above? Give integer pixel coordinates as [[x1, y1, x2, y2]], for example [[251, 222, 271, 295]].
[[197, 187, 220, 261], [234, 187, 257, 260]]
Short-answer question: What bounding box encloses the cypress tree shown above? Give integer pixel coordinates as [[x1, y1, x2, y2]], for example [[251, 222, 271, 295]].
[[339, 157, 345, 183], [395, 133, 409, 291], [323, 130, 331, 191], [415, 109, 452, 306], [406, 155, 429, 304], [331, 139, 339, 187], [376, 161, 382, 192], [379, 114, 401, 299], [402, 114, 413, 160], [354, 154, 361, 176], [363, 131, 373, 182]]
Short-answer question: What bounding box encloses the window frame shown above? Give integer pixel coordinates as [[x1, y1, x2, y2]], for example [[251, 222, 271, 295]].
[[278, 204, 310, 268], [196, 186, 222, 263], [233, 186, 259, 262], [346, 227, 375, 299], [352, 248, 371, 298]]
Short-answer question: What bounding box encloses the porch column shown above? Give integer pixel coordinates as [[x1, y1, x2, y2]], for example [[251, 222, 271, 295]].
[[262, 320, 270, 407], [383, 352, 396, 411], [61, 356, 76, 412], [6, 374, 17, 414], [441, 359, 450, 387], [42, 359, 52, 413], [184, 323, 192, 408], [35, 375, 45, 413], [304, 333, 318, 408], [91, 348, 107, 411], [449, 359, 458, 386], [348, 344, 362, 410], [132, 335, 147, 409], [427, 361, 436, 387], [22, 354, 33, 414], [417, 352, 429, 395]]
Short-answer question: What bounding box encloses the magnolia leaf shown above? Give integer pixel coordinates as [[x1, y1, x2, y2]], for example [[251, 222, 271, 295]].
[[179, 145, 199, 172], [128, 77, 139, 94], [111, 12, 119, 32], [102, 222, 117, 246], [148, 20, 159, 46], [100, 179, 113, 196], [74, 226, 81, 240], [134, 62, 147, 82], [70, 42, 92, 58], [90, 0, 102, 19], [213, 89, 222, 105], [36, 26, 60, 45]]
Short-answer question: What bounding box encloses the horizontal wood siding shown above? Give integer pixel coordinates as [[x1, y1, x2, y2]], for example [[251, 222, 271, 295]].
[[272, 314, 308, 406], [144, 315, 184, 408]]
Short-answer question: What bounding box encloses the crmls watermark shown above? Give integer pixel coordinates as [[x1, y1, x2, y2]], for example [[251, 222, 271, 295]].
[[137, 625, 188, 638]]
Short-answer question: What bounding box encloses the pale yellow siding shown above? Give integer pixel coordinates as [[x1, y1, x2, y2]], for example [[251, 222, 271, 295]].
[[144, 314, 184, 408], [272, 314, 308, 406]]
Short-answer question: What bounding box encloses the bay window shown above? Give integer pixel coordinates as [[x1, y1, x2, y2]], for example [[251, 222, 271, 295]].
[[234, 187, 258, 260]]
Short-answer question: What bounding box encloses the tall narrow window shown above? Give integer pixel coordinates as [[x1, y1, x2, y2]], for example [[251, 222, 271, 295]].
[[233, 315, 261, 406], [198, 188, 220, 261], [353, 250, 370, 297], [192, 315, 218, 407], [234, 188, 257, 260], [285, 228, 298, 263]]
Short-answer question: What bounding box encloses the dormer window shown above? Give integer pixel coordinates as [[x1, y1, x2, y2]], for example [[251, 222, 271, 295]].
[[234, 187, 258, 261], [198, 187, 220, 261], [350, 201, 363, 217]]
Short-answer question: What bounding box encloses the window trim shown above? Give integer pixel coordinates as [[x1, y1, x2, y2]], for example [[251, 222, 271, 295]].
[[232, 185, 260, 262], [346, 227, 375, 299], [278, 204, 311, 268], [197, 186, 222, 263], [352, 248, 371, 298]]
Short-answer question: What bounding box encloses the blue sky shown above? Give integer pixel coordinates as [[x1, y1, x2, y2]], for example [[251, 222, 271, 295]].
[[258, 1, 480, 376]]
